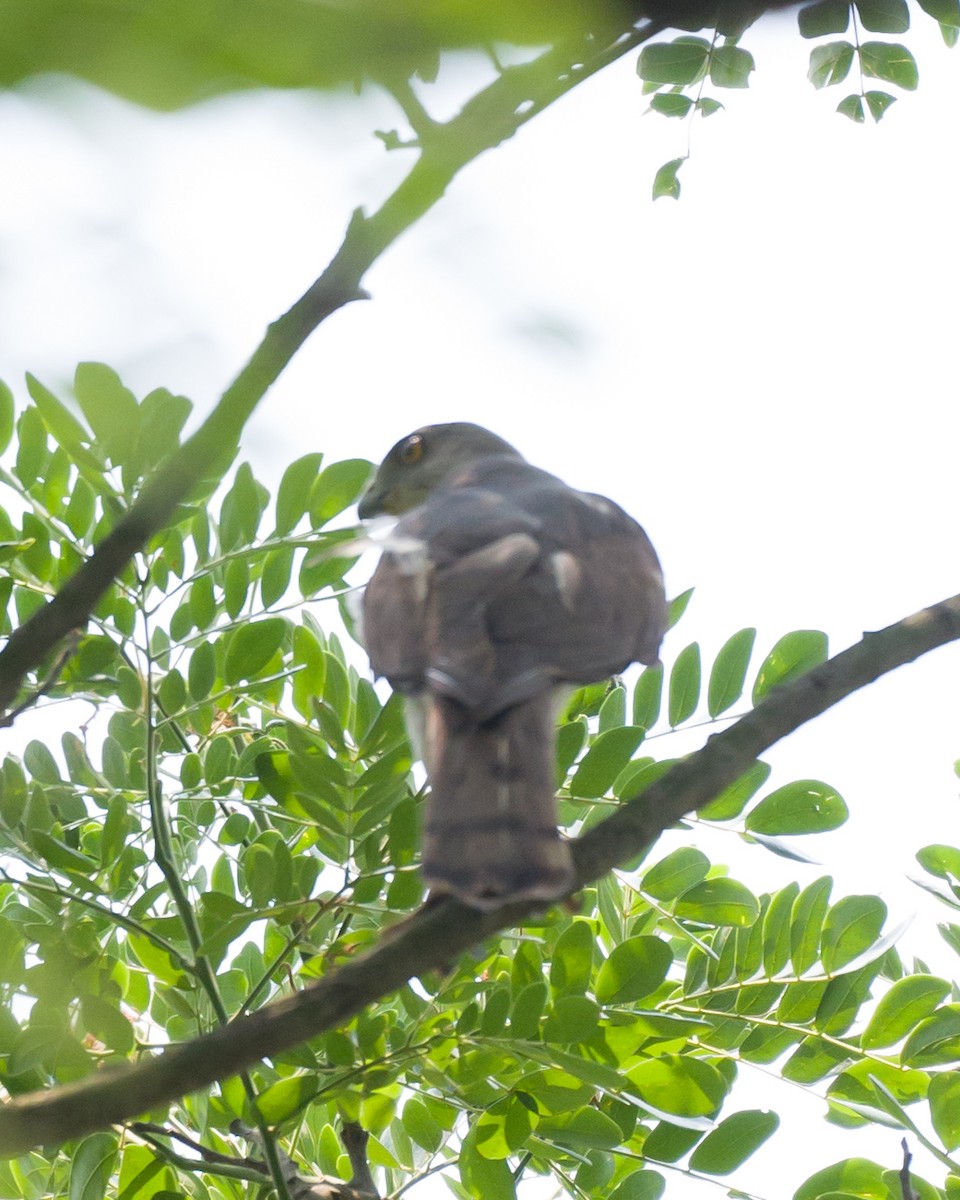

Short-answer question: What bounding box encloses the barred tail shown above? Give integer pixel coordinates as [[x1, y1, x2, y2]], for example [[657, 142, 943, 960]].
[[419, 692, 574, 910]]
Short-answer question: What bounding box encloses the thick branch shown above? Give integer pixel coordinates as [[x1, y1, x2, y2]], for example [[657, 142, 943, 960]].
[[1, 593, 958, 1154], [0, 21, 654, 720]]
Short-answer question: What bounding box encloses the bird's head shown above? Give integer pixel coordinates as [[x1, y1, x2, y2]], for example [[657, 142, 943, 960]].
[[358, 422, 523, 518]]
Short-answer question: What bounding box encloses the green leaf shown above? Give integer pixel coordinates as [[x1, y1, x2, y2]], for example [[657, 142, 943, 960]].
[[707, 628, 755, 717], [860, 41, 918, 88], [782, 1034, 852, 1084], [709, 44, 754, 87], [556, 718, 588, 783], [219, 462, 264, 550], [902, 1004, 960, 1067], [309, 458, 372, 526], [243, 842, 278, 907], [73, 362, 140, 467], [69, 1133, 117, 1200], [79, 994, 135, 1054], [598, 686, 626, 732], [509, 981, 548, 1039], [864, 89, 897, 119], [627, 1055, 726, 1119], [569, 727, 645, 798], [24, 740, 61, 783], [550, 920, 595, 994], [638, 38, 710, 83], [115, 1145, 169, 1199], [667, 588, 694, 628], [929, 1072, 960, 1150], [15, 404, 48, 488], [855, 0, 910, 31], [480, 986, 510, 1037], [861, 974, 950, 1049], [0, 0, 655, 104], [292, 624, 328, 720], [223, 557, 249, 618], [649, 93, 694, 117], [608, 1170, 666, 1200], [746, 779, 847, 836], [595, 936, 672, 1005], [275, 451, 324, 534], [641, 847, 710, 901], [189, 572, 216, 630], [917, 0, 960, 22], [521, 1071, 592, 1119], [668, 642, 700, 726], [460, 1125, 517, 1200], [799, 0, 851, 36], [807, 41, 855, 87], [688, 1109, 779, 1174], [633, 665, 663, 729], [537, 1105, 624, 1150], [826, 1058, 928, 1125], [25, 374, 103, 473], [821, 895, 886, 974], [403, 1098, 444, 1152], [674, 878, 760, 927], [188, 640, 216, 701], [134, 387, 193, 475], [794, 1158, 888, 1200], [543, 996, 600, 1044], [0, 380, 14, 455], [752, 630, 828, 702], [257, 1075, 320, 1124], [698, 760, 771, 820], [642, 1120, 704, 1162], [516, 1043, 633, 1099], [224, 617, 287, 683], [917, 843, 960, 881], [761, 882, 800, 976], [837, 92, 865, 121], [791, 876, 832, 974], [298, 543, 359, 596], [653, 157, 685, 201], [33, 832, 98, 875], [65, 477, 97, 539]]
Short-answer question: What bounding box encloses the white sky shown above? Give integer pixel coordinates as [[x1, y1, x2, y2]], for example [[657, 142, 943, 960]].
[[1, 11, 959, 1198]]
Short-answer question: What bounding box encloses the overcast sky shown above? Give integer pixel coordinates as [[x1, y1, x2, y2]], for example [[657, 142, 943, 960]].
[[1, 11, 959, 1197]]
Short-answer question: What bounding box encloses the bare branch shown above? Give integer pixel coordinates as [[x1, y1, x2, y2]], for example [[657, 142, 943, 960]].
[[0, 633, 78, 728], [900, 1138, 917, 1200], [0, 593, 958, 1153]]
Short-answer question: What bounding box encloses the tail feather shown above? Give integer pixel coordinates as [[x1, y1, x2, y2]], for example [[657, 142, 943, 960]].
[[419, 692, 574, 910]]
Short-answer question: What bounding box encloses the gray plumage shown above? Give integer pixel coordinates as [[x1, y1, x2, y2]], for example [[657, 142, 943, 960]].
[[359, 423, 666, 910]]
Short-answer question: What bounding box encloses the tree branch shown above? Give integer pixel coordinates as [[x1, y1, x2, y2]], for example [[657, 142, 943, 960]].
[[1, 592, 958, 1154], [0, 19, 658, 721], [900, 1138, 917, 1200]]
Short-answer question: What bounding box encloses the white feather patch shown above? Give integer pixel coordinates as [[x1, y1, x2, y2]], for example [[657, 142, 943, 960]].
[[550, 550, 582, 611]]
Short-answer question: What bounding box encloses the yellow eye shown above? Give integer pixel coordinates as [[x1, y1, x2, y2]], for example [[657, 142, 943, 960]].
[[399, 434, 424, 465]]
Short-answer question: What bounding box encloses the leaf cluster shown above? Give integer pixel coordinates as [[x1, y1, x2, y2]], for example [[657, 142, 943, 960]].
[[637, 0, 957, 195], [2, 370, 960, 1199]]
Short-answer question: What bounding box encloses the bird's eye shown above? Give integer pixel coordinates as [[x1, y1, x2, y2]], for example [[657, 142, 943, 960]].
[[399, 434, 424, 465]]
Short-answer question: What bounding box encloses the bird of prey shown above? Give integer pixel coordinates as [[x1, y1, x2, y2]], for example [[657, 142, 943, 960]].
[[358, 423, 666, 911]]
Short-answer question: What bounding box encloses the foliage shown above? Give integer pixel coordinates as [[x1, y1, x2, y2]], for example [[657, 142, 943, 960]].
[[636, 0, 957, 194], [0, 371, 957, 1199], [0, 2, 957, 1198]]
